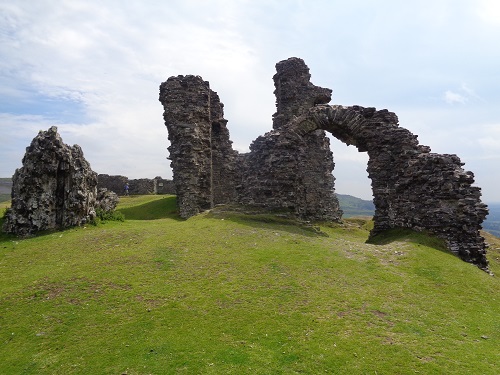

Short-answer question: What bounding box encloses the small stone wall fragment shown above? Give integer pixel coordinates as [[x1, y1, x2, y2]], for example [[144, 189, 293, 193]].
[[97, 174, 128, 195], [97, 174, 175, 195]]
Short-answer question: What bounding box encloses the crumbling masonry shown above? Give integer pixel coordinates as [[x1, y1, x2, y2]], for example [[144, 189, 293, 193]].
[[159, 57, 489, 271], [3, 127, 98, 236]]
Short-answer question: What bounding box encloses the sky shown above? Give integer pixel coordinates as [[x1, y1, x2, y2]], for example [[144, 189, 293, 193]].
[[1, 0, 499, 202]]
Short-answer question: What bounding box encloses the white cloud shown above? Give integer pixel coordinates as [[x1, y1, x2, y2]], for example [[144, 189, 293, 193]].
[[444, 90, 467, 104], [0, 0, 499, 201], [476, 0, 500, 25], [477, 124, 500, 153]]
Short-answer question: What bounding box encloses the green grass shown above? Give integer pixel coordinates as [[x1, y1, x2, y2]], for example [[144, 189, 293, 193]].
[[117, 195, 178, 220], [0, 196, 499, 374]]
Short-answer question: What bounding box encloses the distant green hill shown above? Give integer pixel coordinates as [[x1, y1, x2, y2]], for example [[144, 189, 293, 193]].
[[337, 193, 375, 217], [483, 203, 500, 237], [0, 178, 12, 203], [338, 193, 500, 238]]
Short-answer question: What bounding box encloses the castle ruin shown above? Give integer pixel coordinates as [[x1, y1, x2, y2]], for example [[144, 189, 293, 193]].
[[159, 57, 489, 271]]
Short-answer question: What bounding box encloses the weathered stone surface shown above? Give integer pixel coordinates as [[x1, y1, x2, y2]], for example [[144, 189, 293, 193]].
[[152, 177, 175, 195], [239, 58, 342, 221], [129, 178, 156, 195], [288, 104, 489, 271], [159, 57, 490, 271], [96, 188, 119, 213], [97, 174, 128, 195], [159, 75, 238, 218], [3, 126, 97, 236], [272, 57, 332, 130]]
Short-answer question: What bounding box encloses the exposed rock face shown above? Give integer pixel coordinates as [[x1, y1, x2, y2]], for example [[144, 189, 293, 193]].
[[96, 188, 119, 213], [159, 75, 238, 218], [159, 57, 489, 271], [3, 126, 97, 236]]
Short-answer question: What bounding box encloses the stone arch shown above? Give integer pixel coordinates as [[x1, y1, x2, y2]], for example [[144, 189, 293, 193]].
[[285, 104, 489, 270], [159, 57, 490, 272]]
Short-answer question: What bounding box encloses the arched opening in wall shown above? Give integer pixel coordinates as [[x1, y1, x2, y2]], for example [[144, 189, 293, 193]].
[[327, 134, 374, 218]]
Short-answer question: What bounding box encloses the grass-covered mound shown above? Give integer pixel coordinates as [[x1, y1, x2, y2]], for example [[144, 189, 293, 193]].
[[0, 195, 499, 374]]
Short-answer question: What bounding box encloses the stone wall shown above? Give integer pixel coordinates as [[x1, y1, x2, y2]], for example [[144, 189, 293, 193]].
[[238, 58, 342, 221], [97, 174, 128, 195], [97, 174, 175, 195], [159, 75, 237, 218], [3, 126, 98, 236], [159, 57, 490, 271], [154, 177, 175, 195], [287, 104, 489, 270]]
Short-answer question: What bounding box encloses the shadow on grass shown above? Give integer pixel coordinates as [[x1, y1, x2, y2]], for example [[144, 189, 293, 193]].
[[367, 227, 448, 252], [206, 205, 329, 238], [119, 196, 181, 220]]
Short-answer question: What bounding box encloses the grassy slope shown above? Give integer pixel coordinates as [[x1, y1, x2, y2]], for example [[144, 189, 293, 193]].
[[0, 195, 498, 374]]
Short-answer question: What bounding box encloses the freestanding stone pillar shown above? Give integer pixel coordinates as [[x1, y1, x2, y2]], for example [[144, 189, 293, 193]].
[[159, 75, 238, 218]]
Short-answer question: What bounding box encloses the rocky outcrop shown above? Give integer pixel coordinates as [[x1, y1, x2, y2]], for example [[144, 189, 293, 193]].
[[3, 126, 98, 236]]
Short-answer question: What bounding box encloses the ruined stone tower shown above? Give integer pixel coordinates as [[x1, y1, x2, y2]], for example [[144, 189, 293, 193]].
[[238, 58, 342, 221], [159, 75, 238, 218]]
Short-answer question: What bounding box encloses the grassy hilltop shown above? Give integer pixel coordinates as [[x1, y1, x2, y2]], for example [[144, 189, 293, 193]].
[[0, 195, 499, 374]]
